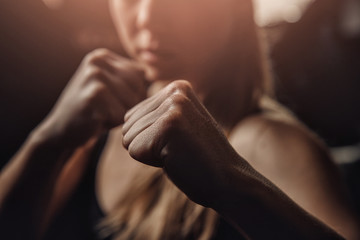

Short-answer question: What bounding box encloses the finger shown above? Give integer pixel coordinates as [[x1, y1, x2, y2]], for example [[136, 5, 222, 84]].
[[122, 97, 172, 148], [85, 81, 127, 129], [96, 69, 143, 109], [101, 49, 144, 75], [106, 56, 147, 93], [124, 81, 175, 122], [124, 80, 197, 127], [123, 91, 164, 124], [88, 50, 147, 99], [127, 117, 169, 167]]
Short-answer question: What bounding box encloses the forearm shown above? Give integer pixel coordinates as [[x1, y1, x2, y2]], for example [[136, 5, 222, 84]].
[[0, 129, 79, 239], [212, 162, 344, 240], [119, 80, 345, 239]]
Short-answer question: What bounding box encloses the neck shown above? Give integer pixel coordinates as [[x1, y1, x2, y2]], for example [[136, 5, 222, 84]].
[[148, 57, 263, 135], [190, 31, 264, 134], [148, 20, 264, 134], [194, 66, 261, 134]]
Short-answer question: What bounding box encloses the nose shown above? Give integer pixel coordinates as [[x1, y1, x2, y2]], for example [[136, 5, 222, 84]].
[[136, 0, 163, 30]]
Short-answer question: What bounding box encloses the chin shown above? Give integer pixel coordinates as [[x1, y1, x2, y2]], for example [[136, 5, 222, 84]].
[[143, 67, 159, 82]]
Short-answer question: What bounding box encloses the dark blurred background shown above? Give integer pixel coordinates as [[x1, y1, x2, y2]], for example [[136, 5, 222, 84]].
[[259, 0, 360, 215], [0, 0, 123, 163], [1, 0, 359, 212]]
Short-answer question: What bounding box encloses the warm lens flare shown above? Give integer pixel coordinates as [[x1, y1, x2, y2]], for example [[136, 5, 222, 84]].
[[42, 0, 64, 10], [253, 0, 314, 26]]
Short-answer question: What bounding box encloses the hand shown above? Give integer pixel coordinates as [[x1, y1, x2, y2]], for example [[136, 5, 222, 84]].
[[122, 80, 244, 207], [36, 48, 147, 148]]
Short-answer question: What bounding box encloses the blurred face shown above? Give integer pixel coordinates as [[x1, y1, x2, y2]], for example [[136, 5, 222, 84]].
[[109, 0, 237, 82]]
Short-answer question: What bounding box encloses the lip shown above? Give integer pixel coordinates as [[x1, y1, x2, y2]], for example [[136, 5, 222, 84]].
[[137, 48, 172, 64]]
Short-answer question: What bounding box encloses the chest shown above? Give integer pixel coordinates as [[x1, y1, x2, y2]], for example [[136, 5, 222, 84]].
[[95, 127, 147, 214]]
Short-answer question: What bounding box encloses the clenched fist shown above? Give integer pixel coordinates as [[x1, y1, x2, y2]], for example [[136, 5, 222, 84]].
[[36, 48, 147, 148], [122, 80, 245, 207]]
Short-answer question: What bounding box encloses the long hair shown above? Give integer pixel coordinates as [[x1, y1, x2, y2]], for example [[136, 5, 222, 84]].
[[99, 1, 269, 239], [98, 167, 218, 240]]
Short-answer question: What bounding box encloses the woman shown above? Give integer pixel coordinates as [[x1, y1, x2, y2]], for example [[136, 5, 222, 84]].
[[0, 0, 359, 239]]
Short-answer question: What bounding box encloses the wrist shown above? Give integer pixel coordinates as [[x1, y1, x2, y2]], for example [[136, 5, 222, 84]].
[[209, 162, 343, 240], [30, 116, 80, 150], [210, 159, 261, 212], [25, 124, 80, 169]]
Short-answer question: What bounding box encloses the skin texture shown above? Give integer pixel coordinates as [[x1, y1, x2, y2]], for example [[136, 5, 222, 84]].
[[122, 80, 233, 206], [41, 48, 147, 147], [228, 112, 360, 239], [119, 80, 353, 239], [0, 49, 147, 239], [109, 0, 250, 84], [0, 0, 359, 239]]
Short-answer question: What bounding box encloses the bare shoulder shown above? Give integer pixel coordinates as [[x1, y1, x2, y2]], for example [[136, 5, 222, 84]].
[[228, 99, 360, 235], [247, 115, 325, 165], [230, 111, 360, 238], [228, 97, 342, 204], [229, 97, 329, 173], [229, 107, 337, 189]]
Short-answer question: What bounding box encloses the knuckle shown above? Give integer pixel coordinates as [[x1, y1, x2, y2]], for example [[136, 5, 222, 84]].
[[84, 48, 110, 65], [169, 80, 192, 94], [87, 66, 106, 79], [164, 82, 178, 96], [127, 133, 161, 166], [92, 82, 107, 96], [167, 92, 190, 109], [83, 81, 107, 102], [162, 109, 183, 130], [90, 48, 111, 58]]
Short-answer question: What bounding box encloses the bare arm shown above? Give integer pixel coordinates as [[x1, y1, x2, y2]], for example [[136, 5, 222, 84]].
[[230, 117, 360, 239], [0, 48, 146, 239], [0, 130, 93, 239], [211, 158, 345, 240], [122, 80, 353, 239]]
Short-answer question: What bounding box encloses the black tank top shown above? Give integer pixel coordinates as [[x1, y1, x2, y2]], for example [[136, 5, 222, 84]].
[[44, 134, 245, 240]]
